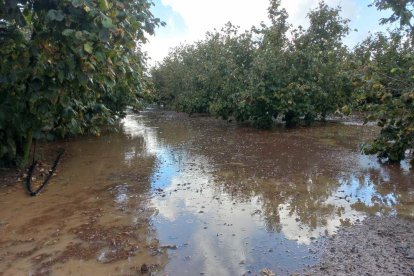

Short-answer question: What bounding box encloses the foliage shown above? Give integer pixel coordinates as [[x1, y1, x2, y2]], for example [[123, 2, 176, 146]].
[[152, 0, 414, 166], [353, 1, 414, 164], [371, 0, 414, 39], [0, 0, 162, 166], [152, 1, 353, 128], [152, 23, 255, 118], [248, 2, 352, 127]]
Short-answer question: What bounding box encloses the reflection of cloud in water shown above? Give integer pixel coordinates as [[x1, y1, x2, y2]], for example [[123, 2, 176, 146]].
[[152, 161, 259, 274], [151, 153, 315, 274], [122, 114, 159, 156], [339, 175, 396, 208], [280, 166, 400, 244], [279, 195, 363, 245], [150, 150, 183, 192], [123, 110, 413, 275]]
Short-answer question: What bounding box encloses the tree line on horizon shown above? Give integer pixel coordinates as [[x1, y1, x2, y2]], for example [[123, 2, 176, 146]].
[[151, 0, 414, 166]]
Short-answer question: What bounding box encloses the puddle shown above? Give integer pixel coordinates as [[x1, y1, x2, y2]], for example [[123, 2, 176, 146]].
[[0, 108, 413, 275]]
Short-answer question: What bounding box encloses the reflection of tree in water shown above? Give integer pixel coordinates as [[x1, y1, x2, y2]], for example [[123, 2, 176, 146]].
[[148, 111, 413, 236], [348, 165, 413, 217], [210, 169, 342, 233]]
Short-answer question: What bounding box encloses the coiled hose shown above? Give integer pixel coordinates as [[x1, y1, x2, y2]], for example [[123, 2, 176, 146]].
[[25, 141, 65, 196]]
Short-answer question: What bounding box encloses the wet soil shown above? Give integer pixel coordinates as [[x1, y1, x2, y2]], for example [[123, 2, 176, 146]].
[[306, 216, 414, 275], [0, 134, 166, 275], [0, 108, 413, 275]]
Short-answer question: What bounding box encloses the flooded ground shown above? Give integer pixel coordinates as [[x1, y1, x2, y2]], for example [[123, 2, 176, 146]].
[[0, 108, 413, 275]]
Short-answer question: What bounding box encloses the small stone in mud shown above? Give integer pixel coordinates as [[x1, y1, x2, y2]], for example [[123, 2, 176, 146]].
[[260, 268, 275, 276], [140, 263, 149, 273], [251, 209, 261, 216], [198, 210, 204, 213], [350, 246, 358, 253], [160, 244, 177, 250]]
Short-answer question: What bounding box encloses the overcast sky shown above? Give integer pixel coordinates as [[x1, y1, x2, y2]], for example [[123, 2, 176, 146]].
[[144, 0, 392, 64]]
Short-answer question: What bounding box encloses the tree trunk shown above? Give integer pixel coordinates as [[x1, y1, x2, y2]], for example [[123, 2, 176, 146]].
[[284, 110, 299, 128], [15, 130, 33, 168]]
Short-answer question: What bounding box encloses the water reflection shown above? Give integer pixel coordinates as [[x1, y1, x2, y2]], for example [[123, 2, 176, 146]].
[[122, 109, 413, 275]]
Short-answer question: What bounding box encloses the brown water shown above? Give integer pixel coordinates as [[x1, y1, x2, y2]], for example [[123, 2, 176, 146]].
[[0, 108, 413, 275]]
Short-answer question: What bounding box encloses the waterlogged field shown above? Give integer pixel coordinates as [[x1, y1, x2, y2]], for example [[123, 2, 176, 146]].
[[0, 109, 413, 275]]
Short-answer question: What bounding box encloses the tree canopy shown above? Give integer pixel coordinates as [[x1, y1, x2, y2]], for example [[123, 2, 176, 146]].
[[357, 0, 414, 164], [0, 0, 162, 166], [152, 0, 414, 166], [152, 1, 353, 128]]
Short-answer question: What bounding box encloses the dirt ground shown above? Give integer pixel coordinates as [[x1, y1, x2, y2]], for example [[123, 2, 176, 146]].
[[305, 216, 414, 276]]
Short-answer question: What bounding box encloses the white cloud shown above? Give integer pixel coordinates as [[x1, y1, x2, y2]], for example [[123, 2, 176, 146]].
[[282, 0, 359, 28], [144, 0, 363, 64], [161, 0, 268, 39], [144, 35, 186, 64], [144, 0, 268, 64]]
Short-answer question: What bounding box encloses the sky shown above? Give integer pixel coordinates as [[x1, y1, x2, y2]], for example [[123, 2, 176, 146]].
[[144, 0, 392, 64]]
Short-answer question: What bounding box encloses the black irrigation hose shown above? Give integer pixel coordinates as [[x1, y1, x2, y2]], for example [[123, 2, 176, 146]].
[[25, 148, 65, 197]]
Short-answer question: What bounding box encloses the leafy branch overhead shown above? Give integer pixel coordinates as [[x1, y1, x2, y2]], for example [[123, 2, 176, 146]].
[[0, 0, 163, 166]]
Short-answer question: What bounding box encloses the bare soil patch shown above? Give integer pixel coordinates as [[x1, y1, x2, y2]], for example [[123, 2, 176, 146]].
[[306, 216, 414, 275]]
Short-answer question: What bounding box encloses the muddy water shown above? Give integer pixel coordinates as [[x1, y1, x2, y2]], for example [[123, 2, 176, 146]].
[[0, 109, 413, 275]]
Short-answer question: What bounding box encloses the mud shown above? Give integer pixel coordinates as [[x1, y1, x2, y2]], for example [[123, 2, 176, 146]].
[[306, 216, 414, 275], [0, 132, 166, 275], [0, 108, 413, 275]]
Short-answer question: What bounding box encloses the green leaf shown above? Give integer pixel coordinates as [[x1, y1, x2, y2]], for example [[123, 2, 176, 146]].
[[62, 29, 75, 36], [99, 30, 110, 42], [102, 17, 115, 29], [95, 51, 105, 62], [84, 43, 93, 54], [71, 0, 83, 8], [99, 0, 109, 10], [75, 31, 84, 40], [47, 10, 65, 22]]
